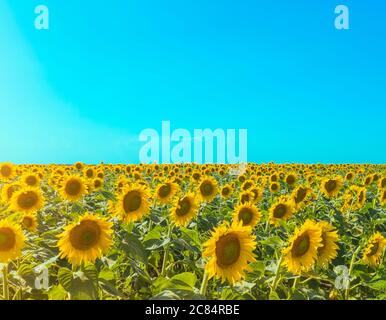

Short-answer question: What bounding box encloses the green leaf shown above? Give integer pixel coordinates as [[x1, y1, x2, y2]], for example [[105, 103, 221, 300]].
[[48, 285, 68, 300], [367, 280, 386, 292], [122, 234, 148, 263], [170, 272, 197, 289]]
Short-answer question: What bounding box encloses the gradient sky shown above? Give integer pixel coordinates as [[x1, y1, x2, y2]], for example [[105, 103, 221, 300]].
[[1, 0, 385, 164]]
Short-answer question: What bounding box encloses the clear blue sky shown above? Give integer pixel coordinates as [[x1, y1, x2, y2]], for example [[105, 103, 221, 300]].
[[1, 0, 385, 164]]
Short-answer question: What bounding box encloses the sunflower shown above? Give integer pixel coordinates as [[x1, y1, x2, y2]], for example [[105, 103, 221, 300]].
[[362, 232, 386, 267], [0, 219, 25, 263], [269, 182, 280, 193], [21, 172, 40, 187], [59, 175, 88, 202], [269, 196, 295, 226], [10, 187, 44, 214], [316, 221, 339, 267], [92, 178, 103, 191], [291, 186, 311, 209], [21, 214, 38, 232], [282, 220, 323, 274], [155, 181, 178, 204], [220, 184, 233, 199], [1, 183, 21, 204], [170, 193, 199, 226], [114, 183, 150, 223], [203, 221, 256, 284], [233, 202, 261, 227], [320, 176, 343, 198], [197, 176, 218, 202], [57, 213, 113, 265], [285, 173, 297, 186], [379, 189, 386, 206], [0, 163, 15, 181], [378, 177, 386, 190], [239, 190, 254, 204], [250, 186, 263, 203], [345, 172, 354, 181], [84, 167, 96, 179]]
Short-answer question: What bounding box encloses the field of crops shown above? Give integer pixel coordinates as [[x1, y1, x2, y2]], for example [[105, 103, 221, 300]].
[[0, 162, 385, 300]]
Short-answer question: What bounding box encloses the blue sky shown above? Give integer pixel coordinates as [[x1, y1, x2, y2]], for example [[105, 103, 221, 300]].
[[1, 0, 385, 164]]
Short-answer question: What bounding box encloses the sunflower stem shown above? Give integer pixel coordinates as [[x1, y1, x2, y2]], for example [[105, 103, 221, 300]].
[[199, 271, 209, 297], [161, 224, 173, 277], [2, 264, 9, 300], [344, 246, 360, 300], [289, 276, 300, 299], [269, 255, 283, 298]]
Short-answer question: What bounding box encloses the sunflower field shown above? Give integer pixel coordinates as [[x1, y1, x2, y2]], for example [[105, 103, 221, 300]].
[[0, 162, 385, 300]]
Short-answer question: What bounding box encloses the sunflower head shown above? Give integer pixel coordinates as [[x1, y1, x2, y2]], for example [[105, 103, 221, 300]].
[[155, 181, 178, 204], [282, 220, 323, 274], [59, 175, 88, 202], [0, 163, 16, 181], [291, 186, 312, 209], [220, 184, 233, 199], [362, 232, 386, 267], [269, 182, 280, 193], [115, 183, 150, 223], [1, 183, 21, 204], [316, 221, 339, 267], [203, 221, 256, 284], [233, 202, 261, 227], [10, 187, 45, 214], [0, 219, 25, 263], [170, 192, 199, 226], [285, 173, 297, 186], [269, 196, 295, 226], [21, 214, 38, 232], [320, 176, 343, 198], [197, 176, 218, 202], [58, 213, 113, 265], [379, 189, 386, 205]]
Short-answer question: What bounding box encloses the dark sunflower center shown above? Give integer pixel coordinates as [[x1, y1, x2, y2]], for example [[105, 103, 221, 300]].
[[22, 217, 33, 228], [347, 173, 353, 180], [325, 180, 337, 193], [17, 191, 39, 209], [123, 190, 142, 213], [292, 233, 310, 257], [65, 180, 82, 196], [241, 193, 250, 203], [158, 184, 171, 198], [216, 234, 241, 267], [295, 188, 307, 203], [251, 189, 259, 200], [86, 169, 94, 178], [243, 182, 252, 190], [200, 181, 214, 196], [286, 175, 295, 185], [381, 178, 386, 188], [358, 191, 364, 203], [368, 241, 379, 256], [0, 228, 16, 251], [193, 173, 200, 180], [238, 208, 253, 225], [69, 220, 101, 250], [0, 165, 12, 177], [7, 186, 17, 200], [273, 204, 287, 218], [318, 231, 327, 255], [176, 197, 191, 216], [25, 176, 37, 186], [222, 187, 230, 196], [94, 180, 102, 188], [271, 183, 278, 191]]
